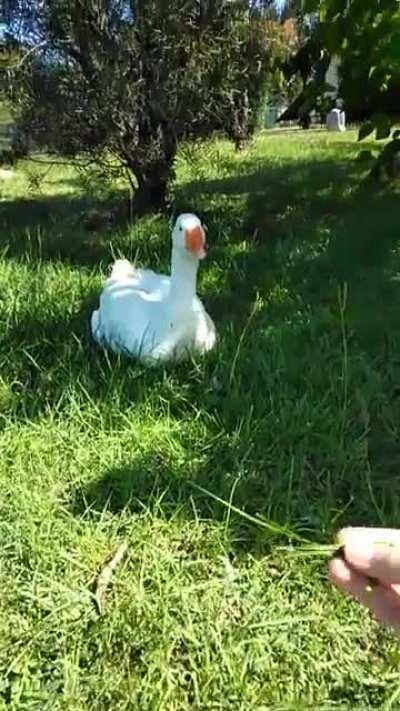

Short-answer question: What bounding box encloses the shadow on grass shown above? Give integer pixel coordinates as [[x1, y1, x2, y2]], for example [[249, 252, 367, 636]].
[[71, 455, 302, 552], [0, 148, 378, 269], [62, 151, 400, 546], [0, 288, 162, 422], [177, 153, 400, 339], [2, 149, 400, 438], [0, 193, 123, 266], [70, 408, 400, 551], [1, 153, 399, 331]]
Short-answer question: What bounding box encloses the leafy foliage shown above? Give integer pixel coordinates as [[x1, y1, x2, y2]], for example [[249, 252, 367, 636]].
[[278, 37, 333, 125], [2, 0, 273, 212], [304, 0, 400, 142], [272, 3, 334, 126], [263, 17, 303, 106]]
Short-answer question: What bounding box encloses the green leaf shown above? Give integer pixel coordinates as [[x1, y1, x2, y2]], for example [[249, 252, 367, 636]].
[[190, 483, 309, 543], [320, 5, 327, 21], [358, 121, 374, 141]]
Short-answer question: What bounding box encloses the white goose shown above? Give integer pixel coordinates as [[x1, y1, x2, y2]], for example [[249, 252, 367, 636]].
[[90, 214, 217, 363]]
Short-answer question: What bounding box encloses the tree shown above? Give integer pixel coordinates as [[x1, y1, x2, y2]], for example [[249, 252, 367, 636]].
[[265, 1, 332, 126], [277, 33, 333, 126], [262, 15, 302, 107], [3, 1, 273, 213]]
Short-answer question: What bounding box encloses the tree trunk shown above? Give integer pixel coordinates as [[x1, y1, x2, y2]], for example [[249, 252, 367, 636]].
[[132, 172, 169, 214], [124, 127, 178, 216]]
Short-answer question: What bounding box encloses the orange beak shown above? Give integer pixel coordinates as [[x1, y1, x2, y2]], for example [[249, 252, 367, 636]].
[[185, 225, 206, 259]]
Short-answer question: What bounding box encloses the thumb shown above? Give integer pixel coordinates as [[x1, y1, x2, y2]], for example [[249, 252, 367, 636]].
[[338, 528, 400, 585]]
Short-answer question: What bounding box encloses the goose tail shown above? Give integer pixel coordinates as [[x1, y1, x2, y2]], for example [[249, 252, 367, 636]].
[[109, 259, 136, 281]]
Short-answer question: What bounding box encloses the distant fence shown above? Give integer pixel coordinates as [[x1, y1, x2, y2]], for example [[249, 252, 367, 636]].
[[264, 106, 359, 131], [264, 106, 325, 129]]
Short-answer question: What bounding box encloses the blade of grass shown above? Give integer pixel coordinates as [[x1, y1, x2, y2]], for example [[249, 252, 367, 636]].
[[190, 482, 309, 544]]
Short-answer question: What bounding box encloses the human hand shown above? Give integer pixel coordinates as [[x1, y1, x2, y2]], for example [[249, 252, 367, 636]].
[[329, 527, 400, 632]]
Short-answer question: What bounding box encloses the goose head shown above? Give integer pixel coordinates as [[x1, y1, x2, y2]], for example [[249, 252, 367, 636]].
[[172, 213, 206, 261]]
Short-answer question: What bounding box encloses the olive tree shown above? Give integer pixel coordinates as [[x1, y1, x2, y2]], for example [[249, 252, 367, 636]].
[[3, 0, 273, 212]]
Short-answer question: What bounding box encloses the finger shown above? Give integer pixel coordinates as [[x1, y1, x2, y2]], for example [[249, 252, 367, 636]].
[[341, 542, 400, 586], [329, 557, 400, 631], [338, 528, 400, 548], [336, 527, 400, 584], [329, 556, 375, 606]]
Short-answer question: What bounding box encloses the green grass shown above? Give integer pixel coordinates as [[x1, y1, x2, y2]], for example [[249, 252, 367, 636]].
[[1, 129, 400, 708], [0, 103, 12, 151]]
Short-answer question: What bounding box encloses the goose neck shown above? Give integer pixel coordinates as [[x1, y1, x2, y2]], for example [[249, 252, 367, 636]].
[[169, 246, 199, 306]]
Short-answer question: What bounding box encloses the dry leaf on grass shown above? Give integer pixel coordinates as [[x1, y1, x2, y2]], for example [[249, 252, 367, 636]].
[[93, 542, 128, 615]]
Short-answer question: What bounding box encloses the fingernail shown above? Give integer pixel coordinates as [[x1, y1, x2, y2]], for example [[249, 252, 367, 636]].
[[336, 527, 360, 546]]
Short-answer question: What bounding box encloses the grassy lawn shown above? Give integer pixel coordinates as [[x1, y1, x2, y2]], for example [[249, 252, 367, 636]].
[[1, 129, 400, 708]]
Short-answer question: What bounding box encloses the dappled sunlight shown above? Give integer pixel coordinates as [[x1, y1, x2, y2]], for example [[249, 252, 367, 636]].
[[2, 132, 400, 425]]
